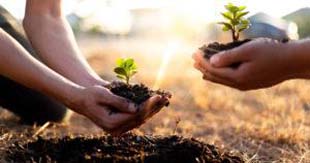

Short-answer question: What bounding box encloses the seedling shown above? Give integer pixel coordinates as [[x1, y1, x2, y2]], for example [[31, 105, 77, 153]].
[[199, 3, 252, 61], [199, 3, 288, 67], [110, 57, 171, 105], [218, 3, 250, 42], [114, 58, 138, 85]]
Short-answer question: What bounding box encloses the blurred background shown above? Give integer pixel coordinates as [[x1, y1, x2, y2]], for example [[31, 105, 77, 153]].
[[1, 0, 310, 162], [2, 0, 310, 40]]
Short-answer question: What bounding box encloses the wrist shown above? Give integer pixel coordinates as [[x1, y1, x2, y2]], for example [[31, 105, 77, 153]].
[[286, 40, 310, 79], [60, 83, 85, 108], [78, 75, 109, 87]]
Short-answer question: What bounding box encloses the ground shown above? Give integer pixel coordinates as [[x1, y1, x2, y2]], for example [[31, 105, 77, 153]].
[[1, 37, 310, 162]]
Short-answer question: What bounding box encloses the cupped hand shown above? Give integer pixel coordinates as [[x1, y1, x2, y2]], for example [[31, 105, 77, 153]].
[[68, 85, 170, 136], [111, 93, 171, 136], [193, 38, 297, 90]]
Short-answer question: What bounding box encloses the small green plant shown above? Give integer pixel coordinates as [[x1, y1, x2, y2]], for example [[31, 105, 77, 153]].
[[218, 3, 251, 42], [114, 58, 138, 85]]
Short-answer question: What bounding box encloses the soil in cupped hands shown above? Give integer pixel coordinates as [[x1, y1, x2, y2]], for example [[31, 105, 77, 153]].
[[108, 81, 171, 105], [199, 38, 289, 68]]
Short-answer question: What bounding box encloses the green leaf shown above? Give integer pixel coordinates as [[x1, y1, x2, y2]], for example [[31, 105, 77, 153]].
[[219, 3, 250, 42], [225, 3, 234, 10], [238, 6, 246, 11], [116, 75, 126, 80], [129, 70, 138, 77], [236, 11, 249, 19], [131, 62, 137, 70], [218, 22, 233, 30], [114, 57, 138, 84], [237, 20, 250, 32], [114, 67, 127, 76], [222, 26, 230, 31], [225, 3, 239, 14], [241, 19, 250, 25], [116, 58, 124, 67], [230, 19, 240, 26], [221, 12, 233, 21], [124, 58, 134, 68], [238, 27, 248, 32]]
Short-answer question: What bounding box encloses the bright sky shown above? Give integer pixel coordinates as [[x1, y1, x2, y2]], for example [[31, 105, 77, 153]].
[[1, 0, 309, 21]]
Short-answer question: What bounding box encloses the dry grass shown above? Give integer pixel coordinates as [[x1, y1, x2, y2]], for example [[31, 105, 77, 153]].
[[0, 37, 309, 162], [85, 38, 310, 162]]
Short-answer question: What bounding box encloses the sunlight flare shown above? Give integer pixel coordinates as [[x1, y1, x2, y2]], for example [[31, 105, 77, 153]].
[[153, 41, 180, 89]]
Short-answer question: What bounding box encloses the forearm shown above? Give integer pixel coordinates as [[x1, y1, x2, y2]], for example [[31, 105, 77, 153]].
[[286, 39, 310, 79], [0, 29, 82, 106], [23, 0, 103, 87]]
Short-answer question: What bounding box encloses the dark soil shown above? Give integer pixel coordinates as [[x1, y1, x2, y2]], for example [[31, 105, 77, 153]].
[[199, 38, 289, 68], [108, 81, 171, 105], [200, 39, 252, 60], [6, 133, 244, 163]]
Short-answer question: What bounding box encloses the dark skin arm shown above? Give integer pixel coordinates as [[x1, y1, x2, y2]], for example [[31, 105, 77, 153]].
[[193, 38, 310, 90]]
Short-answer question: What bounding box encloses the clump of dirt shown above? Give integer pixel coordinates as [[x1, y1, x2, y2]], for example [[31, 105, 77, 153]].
[[6, 133, 244, 163], [108, 81, 171, 105], [199, 39, 251, 60], [199, 38, 290, 68], [200, 38, 290, 60]]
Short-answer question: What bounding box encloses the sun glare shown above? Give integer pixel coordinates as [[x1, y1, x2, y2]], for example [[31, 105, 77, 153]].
[[153, 41, 180, 89]]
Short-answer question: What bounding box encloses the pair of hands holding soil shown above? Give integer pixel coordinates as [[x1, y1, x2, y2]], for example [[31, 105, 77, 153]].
[[71, 82, 170, 136], [193, 38, 306, 91], [192, 3, 310, 90], [71, 58, 171, 136]]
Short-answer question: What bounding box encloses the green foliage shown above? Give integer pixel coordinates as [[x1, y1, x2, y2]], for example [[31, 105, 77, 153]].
[[114, 58, 138, 85], [218, 3, 251, 42]]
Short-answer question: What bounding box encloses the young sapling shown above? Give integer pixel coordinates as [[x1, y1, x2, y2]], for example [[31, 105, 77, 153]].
[[114, 58, 137, 85], [219, 3, 250, 42], [199, 3, 252, 60], [199, 3, 289, 67], [108, 57, 171, 105]]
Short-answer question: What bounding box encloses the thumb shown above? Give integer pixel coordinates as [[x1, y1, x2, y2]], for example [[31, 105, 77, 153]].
[[107, 93, 138, 114], [98, 86, 138, 114], [210, 49, 245, 68]]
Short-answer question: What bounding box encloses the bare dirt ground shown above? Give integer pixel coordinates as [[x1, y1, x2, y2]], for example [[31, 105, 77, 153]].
[[1, 38, 310, 162]]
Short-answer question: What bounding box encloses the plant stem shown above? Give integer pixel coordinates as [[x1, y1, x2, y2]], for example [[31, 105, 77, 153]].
[[232, 29, 239, 42], [231, 12, 239, 42], [126, 77, 129, 85]]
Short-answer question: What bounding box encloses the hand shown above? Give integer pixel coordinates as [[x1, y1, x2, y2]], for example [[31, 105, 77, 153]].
[[193, 38, 298, 91], [92, 78, 110, 87], [68, 85, 170, 136], [110, 94, 171, 136]]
